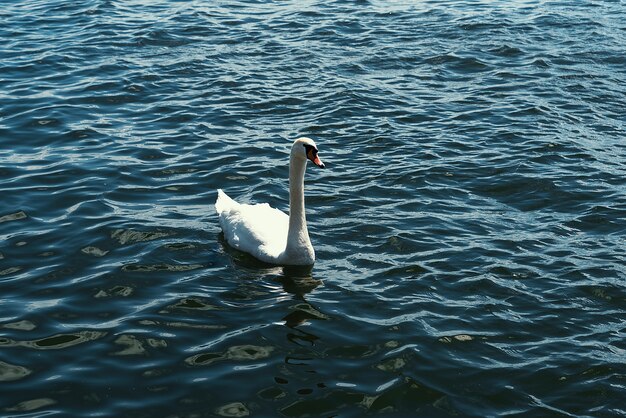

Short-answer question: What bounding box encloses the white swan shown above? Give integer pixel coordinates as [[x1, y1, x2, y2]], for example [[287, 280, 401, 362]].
[[215, 137, 325, 266]]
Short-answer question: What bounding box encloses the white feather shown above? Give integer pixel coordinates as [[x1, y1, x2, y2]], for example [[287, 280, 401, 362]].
[[215, 189, 289, 263]]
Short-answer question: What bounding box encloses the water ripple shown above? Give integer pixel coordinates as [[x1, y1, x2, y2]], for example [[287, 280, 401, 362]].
[[1, 0, 625, 417]]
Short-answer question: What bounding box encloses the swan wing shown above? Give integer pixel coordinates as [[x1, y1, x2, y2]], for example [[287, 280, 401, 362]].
[[215, 189, 288, 262]]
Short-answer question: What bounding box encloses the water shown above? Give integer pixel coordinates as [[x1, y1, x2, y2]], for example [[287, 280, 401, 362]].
[[1, 0, 625, 416]]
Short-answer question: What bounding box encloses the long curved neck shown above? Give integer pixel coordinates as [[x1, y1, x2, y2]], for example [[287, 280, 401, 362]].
[[286, 156, 311, 252]]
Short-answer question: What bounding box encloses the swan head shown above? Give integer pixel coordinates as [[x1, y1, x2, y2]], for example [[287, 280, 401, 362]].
[[292, 137, 325, 169]]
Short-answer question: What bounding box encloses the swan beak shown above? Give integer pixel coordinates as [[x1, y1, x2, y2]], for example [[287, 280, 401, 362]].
[[307, 148, 325, 168]]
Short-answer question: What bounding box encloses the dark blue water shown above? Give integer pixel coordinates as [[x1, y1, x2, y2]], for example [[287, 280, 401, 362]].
[[1, 0, 625, 416]]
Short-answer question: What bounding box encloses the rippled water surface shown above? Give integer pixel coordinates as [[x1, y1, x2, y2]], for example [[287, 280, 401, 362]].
[[1, 0, 625, 416]]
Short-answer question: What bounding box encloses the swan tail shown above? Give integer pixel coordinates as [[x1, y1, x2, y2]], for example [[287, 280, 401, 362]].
[[215, 189, 235, 214], [215, 189, 241, 247]]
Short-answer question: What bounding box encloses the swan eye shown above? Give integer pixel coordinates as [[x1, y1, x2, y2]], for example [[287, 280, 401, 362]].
[[303, 143, 324, 168], [303, 144, 317, 156]]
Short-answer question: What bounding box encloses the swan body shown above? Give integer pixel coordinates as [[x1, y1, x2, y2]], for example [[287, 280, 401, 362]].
[[216, 137, 325, 266]]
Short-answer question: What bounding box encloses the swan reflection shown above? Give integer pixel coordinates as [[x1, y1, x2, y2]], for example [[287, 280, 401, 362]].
[[278, 265, 322, 297], [219, 243, 326, 333]]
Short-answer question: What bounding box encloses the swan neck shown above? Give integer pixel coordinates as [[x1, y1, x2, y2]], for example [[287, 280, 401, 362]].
[[289, 157, 307, 232], [286, 155, 311, 255]]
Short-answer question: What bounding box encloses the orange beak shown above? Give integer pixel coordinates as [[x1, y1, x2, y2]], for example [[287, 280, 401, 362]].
[[307, 148, 325, 168]]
